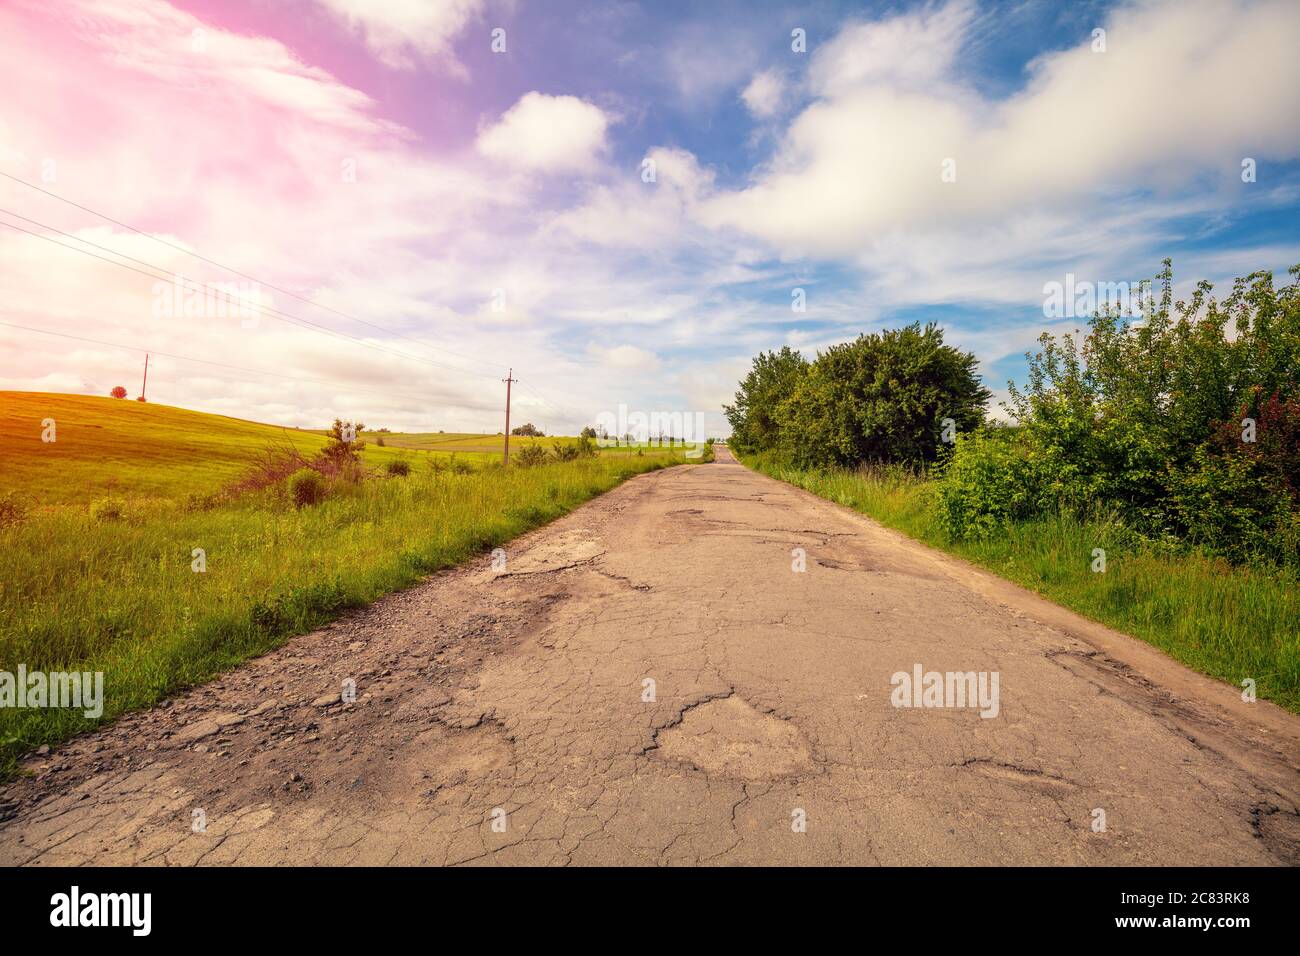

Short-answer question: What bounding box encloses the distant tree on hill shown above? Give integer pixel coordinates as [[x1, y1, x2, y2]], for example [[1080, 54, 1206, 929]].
[[580, 425, 598, 439], [110, 386, 127, 399], [511, 423, 543, 437]]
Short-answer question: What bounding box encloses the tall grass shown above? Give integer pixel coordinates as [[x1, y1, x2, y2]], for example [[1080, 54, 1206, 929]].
[[0, 453, 687, 775], [743, 451, 1300, 713]]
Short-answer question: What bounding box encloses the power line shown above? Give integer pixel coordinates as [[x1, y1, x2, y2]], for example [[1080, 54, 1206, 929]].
[[0, 170, 507, 375], [0, 212, 503, 382]]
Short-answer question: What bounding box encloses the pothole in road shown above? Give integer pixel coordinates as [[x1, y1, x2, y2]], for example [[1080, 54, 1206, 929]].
[[656, 696, 812, 780]]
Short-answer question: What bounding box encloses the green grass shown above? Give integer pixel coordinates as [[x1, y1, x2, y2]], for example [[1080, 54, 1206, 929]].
[[1, 391, 415, 506], [742, 451, 1300, 714], [0, 391, 704, 776]]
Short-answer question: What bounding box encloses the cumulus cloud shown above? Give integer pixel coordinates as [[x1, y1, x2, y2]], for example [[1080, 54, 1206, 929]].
[[476, 92, 611, 173], [702, 0, 1300, 258]]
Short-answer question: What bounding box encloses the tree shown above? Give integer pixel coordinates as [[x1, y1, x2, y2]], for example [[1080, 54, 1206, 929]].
[[580, 425, 598, 439], [511, 423, 543, 437], [319, 418, 366, 470], [110, 386, 127, 399], [778, 323, 989, 468], [723, 346, 808, 454]]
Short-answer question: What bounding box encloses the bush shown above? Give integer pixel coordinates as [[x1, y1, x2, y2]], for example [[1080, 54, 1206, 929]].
[[89, 497, 127, 522], [1165, 396, 1300, 564], [384, 459, 411, 477], [934, 430, 1050, 540], [109, 386, 127, 399], [548, 437, 598, 463], [725, 325, 990, 467], [1002, 260, 1300, 563], [550, 441, 578, 462], [288, 468, 326, 507], [515, 445, 547, 467]]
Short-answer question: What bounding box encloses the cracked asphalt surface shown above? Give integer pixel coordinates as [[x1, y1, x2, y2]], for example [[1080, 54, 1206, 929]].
[[2, 447, 1298, 865]]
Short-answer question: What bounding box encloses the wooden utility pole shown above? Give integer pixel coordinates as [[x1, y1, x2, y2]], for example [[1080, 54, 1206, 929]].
[[502, 368, 516, 465], [139, 353, 149, 401]]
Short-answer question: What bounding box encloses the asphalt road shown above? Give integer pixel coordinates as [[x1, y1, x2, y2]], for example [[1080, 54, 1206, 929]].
[[2, 447, 1297, 865]]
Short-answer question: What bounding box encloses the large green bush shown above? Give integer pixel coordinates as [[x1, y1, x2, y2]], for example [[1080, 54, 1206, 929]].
[[934, 429, 1049, 540], [725, 324, 989, 467], [963, 260, 1300, 563]]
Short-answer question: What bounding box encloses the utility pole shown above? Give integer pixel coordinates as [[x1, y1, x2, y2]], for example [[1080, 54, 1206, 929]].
[[139, 353, 149, 402], [502, 368, 516, 465]]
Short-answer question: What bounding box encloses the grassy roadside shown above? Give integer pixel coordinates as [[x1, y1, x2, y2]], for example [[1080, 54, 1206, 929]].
[[740, 451, 1300, 714], [0, 449, 698, 777]]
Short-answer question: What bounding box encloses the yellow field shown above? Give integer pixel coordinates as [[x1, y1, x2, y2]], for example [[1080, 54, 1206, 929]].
[[0, 392, 615, 507]]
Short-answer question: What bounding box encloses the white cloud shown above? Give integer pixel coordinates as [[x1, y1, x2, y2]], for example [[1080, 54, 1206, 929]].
[[313, 0, 485, 72], [476, 92, 611, 173], [809, 0, 973, 96], [547, 147, 715, 247], [702, 0, 1300, 258], [741, 69, 786, 118]]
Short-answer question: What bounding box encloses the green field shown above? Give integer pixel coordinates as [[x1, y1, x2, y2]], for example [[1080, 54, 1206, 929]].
[[0, 391, 684, 506], [379, 430, 700, 460], [741, 451, 1300, 713], [0, 391, 707, 776]]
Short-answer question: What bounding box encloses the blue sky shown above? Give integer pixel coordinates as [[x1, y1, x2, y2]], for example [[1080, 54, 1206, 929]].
[[2, 0, 1298, 434]]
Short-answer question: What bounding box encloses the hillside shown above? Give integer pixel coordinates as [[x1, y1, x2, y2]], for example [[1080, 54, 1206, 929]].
[[0, 392, 571, 506]]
